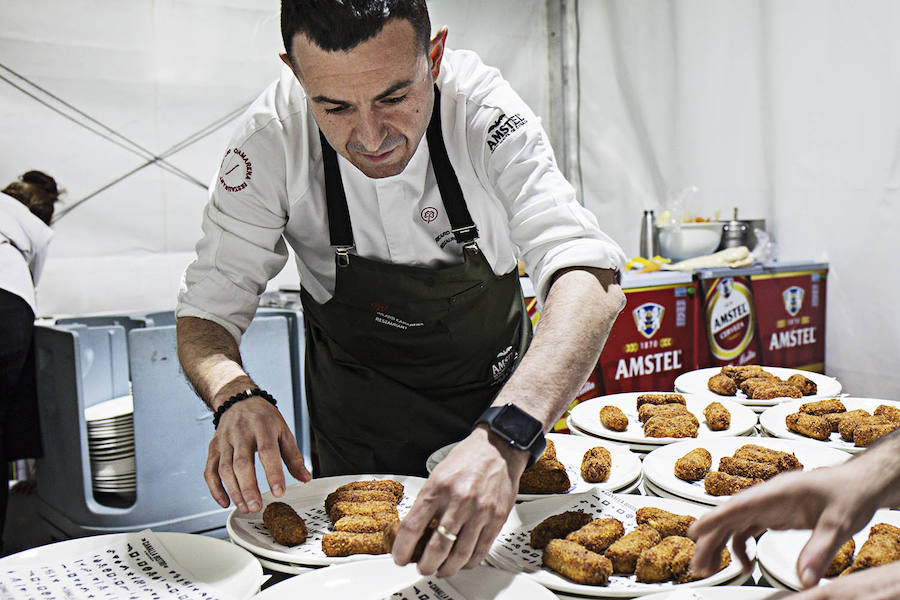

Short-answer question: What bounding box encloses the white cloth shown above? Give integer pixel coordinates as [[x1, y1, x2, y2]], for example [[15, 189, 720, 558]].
[[0, 191, 54, 313], [177, 49, 626, 343]]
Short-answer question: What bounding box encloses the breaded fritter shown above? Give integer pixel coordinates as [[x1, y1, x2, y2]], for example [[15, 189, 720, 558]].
[[799, 398, 846, 416], [704, 471, 763, 496], [643, 414, 699, 438], [786, 373, 818, 396], [581, 446, 612, 483], [838, 410, 874, 441], [638, 402, 690, 423], [786, 412, 832, 441], [541, 437, 557, 460], [636, 393, 686, 409], [333, 512, 399, 533], [678, 547, 731, 583], [824, 539, 856, 577], [262, 501, 308, 546], [733, 444, 803, 471], [722, 365, 774, 384], [718, 456, 780, 480], [519, 456, 571, 494], [530, 511, 593, 549], [824, 412, 845, 433], [635, 507, 696, 538], [854, 422, 900, 447], [565, 518, 625, 554], [542, 539, 613, 586], [635, 536, 695, 583], [749, 384, 803, 400], [328, 500, 398, 523], [740, 376, 779, 397], [324, 489, 397, 513], [334, 480, 404, 503], [874, 404, 900, 424], [843, 524, 900, 574], [604, 524, 661, 574], [703, 402, 731, 431], [707, 374, 737, 396], [321, 531, 387, 557], [674, 447, 712, 482], [599, 405, 628, 432]]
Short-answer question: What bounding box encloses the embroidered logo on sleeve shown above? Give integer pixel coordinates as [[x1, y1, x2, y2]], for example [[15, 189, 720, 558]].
[[420, 206, 439, 223], [219, 147, 253, 192], [486, 112, 528, 153]]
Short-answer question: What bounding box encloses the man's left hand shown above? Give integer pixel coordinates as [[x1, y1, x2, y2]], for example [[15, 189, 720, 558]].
[[391, 425, 527, 577]]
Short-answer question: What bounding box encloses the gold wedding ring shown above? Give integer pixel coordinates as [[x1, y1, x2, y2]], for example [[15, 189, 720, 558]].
[[435, 524, 458, 542]]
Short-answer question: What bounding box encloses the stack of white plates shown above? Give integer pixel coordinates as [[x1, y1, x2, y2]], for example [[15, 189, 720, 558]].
[[84, 395, 136, 496]]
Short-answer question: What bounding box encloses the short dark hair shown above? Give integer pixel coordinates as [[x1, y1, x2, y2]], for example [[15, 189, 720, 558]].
[[2, 170, 61, 225], [281, 0, 431, 60]]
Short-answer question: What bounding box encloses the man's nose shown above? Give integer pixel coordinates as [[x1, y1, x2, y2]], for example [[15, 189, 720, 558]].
[[353, 111, 387, 153]]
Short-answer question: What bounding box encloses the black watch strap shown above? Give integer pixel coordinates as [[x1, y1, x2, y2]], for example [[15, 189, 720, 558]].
[[475, 403, 546, 469]]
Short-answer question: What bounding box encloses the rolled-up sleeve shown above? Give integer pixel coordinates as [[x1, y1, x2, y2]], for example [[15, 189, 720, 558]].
[[177, 126, 291, 343]]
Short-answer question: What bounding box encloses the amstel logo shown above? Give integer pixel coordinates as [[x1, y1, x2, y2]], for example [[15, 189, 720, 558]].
[[782, 286, 805, 317], [632, 302, 664, 339]]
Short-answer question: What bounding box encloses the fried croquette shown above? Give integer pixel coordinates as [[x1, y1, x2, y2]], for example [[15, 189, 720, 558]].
[[324, 489, 397, 513], [749, 384, 803, 400], [740, 376, 780, 397], [599, 405, 629, 431], [799, 398, 846, 416], [519, 457, 571, 494], [581, 447, 612, 483], [262, 502, 308, 546], [678, 547, 732, 583], [843, 524, 900, 574], [542, 539, 613, 585], [333, 512, 399, 533], [874, 404, 900, 423], [635, 507, 696, 538], [565, 518, 625, 553], [707, 374, 737, 396], [643, 414, 699, 438], [824, 539, 856, 577], [540, 437, 557, 460], [786, 373, 818, 396], [733, 444, 803, 471], [722, 365, 774, 384], [703, 402, 731, 431], [334, 480, 404, 503], [603, 524, 662, 574], [530, 511, 593, 549], [635, 536, 695, 583], [718, 456, 780, 480], [321, 531, 387, 557], [638, 402, 691, 423], [854, 421, 900, 447], [636, 393, 686, 409], [704, 471, 763, 496], [328, 500, 398, 524], [786, 412, 832, 441], [382, 519, 435, 561], [674, 447, 712, 482], [838, 410, 874, 441], [824, 412, 845, 432]]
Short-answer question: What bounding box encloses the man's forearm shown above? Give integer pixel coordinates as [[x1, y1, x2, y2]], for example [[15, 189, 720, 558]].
[[176, 316, 256, 410], [494, 267, 625, 429]]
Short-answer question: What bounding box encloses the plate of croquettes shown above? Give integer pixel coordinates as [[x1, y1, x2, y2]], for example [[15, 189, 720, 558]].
[[674, 366, 841, 407]]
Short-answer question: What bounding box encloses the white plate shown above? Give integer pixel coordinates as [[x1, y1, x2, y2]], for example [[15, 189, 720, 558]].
[[84, 394, 134, 421], [426, 433, 642, 500], [759, 397, 900, 454], [255, 554, 318, 575], [487, 490, 753, 597], [674, 367, 842, 406], [757, 508, 900, 591], [641, 437, 853, 506], [227, 474, 425, 566], [566, 416, 667, 454], [638, 585, 785, 600], [0, 531, 262, 599], [569, 393, 757, 446], [254, 558, 556, 599]]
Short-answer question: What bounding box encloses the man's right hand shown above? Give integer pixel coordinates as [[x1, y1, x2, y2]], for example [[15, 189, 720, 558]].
[[204, 396, 311, 513]]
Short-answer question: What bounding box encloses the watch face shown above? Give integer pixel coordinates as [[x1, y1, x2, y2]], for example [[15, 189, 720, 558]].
[[494, 405, 543, 447]]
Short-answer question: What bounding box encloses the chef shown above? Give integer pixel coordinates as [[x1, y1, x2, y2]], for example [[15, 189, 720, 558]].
[[175, 0, 626, 577]]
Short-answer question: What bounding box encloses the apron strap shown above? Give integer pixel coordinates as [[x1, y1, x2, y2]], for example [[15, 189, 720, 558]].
[[319, 85, 480, 253]]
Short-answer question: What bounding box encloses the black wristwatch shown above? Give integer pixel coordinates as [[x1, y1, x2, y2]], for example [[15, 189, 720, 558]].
[[475, 403, 546, 469]]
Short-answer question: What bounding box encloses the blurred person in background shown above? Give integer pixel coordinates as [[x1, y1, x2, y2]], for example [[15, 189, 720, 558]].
[[0, 170, 60, 553]]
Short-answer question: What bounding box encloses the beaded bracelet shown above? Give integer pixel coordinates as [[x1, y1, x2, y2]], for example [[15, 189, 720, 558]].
[[212, 388, 277, 429]]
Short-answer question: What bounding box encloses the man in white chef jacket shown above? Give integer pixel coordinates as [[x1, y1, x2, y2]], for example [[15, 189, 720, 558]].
[[176, 0, 626, 577]]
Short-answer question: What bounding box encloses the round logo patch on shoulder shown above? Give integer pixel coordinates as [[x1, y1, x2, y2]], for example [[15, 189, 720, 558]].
[[219, 147, 253, 192], [420, 206, 438, 223]]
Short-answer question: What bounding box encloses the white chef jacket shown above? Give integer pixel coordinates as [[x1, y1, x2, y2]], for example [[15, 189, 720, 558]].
[[0, 191, 54, 313], [177, 49, 626, 343]]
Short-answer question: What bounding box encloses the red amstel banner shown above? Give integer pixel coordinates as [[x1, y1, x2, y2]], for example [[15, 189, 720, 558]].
[[700, 276, 762, 366], [751, 268, 828, 372], [597, 282, 698, 393]]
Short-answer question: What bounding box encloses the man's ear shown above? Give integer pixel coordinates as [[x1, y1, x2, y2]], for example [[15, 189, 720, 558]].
[[429, 26, 449, 81], [280, 52, 301, 80]]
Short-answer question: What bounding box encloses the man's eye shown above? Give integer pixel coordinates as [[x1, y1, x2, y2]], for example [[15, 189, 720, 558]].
[[383, 95, 407, 105], [324, 105, 348, 114]]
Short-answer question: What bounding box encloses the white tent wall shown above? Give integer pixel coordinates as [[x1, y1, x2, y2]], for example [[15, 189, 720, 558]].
[[578, 0, 900, 397], [0, 0, 549, 316]]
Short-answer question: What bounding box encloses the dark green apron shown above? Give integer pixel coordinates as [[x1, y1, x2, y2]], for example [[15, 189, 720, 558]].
[[301, 87, 531, 477]]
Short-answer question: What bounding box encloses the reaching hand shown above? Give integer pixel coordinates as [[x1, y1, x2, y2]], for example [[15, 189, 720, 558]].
[[780, 562, 900, 599]]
